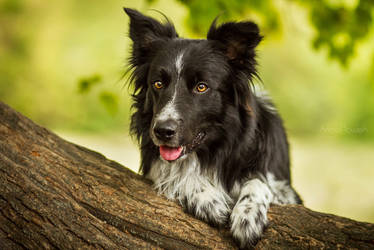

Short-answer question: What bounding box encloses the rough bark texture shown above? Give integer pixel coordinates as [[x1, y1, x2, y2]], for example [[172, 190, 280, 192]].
[[0, 101, 373, 250]]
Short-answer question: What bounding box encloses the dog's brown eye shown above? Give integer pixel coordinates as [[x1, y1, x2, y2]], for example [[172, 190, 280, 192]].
[[196, 82, 208, 93], [154, 81, 163, 89]]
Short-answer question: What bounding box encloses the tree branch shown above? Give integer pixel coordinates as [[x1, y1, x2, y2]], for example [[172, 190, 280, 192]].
[[0, 101, 373, 249]]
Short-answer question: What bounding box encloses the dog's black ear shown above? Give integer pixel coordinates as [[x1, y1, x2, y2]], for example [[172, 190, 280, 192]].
[[208, 19, 261, 113], [124, 8, 178, 63], [207, 19, 262, 63]]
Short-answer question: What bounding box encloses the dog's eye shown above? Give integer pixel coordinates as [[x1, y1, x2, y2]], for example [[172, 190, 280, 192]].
[[196, 82, 208, 93], [153, 81, 163, 90]]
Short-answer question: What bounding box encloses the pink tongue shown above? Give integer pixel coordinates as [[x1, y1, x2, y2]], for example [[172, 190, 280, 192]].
[[159, 146, 183, 161]]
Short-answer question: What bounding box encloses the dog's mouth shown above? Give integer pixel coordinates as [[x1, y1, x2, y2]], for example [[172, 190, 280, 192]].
[[159, 132, 206, 162], [159, 145, 184, 161]]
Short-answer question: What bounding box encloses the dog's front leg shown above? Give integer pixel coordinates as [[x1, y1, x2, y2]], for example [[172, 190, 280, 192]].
[[230, 178, 273, 248], [183, 184, 232, 227]]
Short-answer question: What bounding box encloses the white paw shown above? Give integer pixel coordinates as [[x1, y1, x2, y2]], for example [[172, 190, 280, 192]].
[[184, 188, 231, 226], [230, 201, 268, 248]]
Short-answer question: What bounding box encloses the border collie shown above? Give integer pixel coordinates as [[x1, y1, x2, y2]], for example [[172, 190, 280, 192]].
[[124, 8, 302, 248]]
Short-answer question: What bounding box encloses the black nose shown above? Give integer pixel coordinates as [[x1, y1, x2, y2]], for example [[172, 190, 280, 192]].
[[154, 119, 178, 141]]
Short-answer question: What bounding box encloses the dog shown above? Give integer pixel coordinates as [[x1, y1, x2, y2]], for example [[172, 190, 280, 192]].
[[124, 8, 302, 248]]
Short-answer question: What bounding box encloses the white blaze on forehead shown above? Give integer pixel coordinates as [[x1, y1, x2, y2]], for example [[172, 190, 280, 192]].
[[154, 51, 185, 124], [155, 99, 180, 123], [175, 51, 185, 76]]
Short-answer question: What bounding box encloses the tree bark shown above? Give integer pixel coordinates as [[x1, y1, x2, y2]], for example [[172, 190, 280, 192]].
[[0, 101, 373, 250]]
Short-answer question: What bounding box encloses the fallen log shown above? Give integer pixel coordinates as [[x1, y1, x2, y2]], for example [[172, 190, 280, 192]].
[[0, 101, 373, 249]]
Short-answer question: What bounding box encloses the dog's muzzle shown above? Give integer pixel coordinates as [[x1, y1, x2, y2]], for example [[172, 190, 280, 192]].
[[152, 119, 206, 162]]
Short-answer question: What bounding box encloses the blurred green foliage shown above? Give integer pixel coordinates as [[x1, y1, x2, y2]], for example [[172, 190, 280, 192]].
[[78, 75, 119, 116], [99, 91, 119, 116], [192, 0, 277, 34], [0, 0, 131, 131], [78, 75, 102, 94], [175, 0, 280, 36], [171, 0, 374, 66], [0, 0, 373, 141], [306, 0, 373, 66]]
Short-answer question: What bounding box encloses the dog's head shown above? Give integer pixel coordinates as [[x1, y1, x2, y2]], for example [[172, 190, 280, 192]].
[[125, 8, 262, 162]]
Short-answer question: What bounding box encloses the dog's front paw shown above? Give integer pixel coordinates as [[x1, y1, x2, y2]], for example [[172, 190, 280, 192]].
[[184, 188, 231, 226], [230, 202, 268, 249]]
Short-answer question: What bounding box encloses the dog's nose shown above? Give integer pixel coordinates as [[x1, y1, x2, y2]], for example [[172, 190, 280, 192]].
[[154, 119, 178, 141]]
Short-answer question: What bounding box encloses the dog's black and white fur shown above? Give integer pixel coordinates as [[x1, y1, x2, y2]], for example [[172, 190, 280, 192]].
[[124, 8, 302, 248]]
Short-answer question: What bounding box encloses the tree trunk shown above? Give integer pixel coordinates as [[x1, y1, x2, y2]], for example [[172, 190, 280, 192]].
[[0, 101, 373, 250]]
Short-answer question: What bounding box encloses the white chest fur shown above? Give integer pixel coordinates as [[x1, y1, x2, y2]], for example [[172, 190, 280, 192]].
[[146, 153, 231, 203]]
